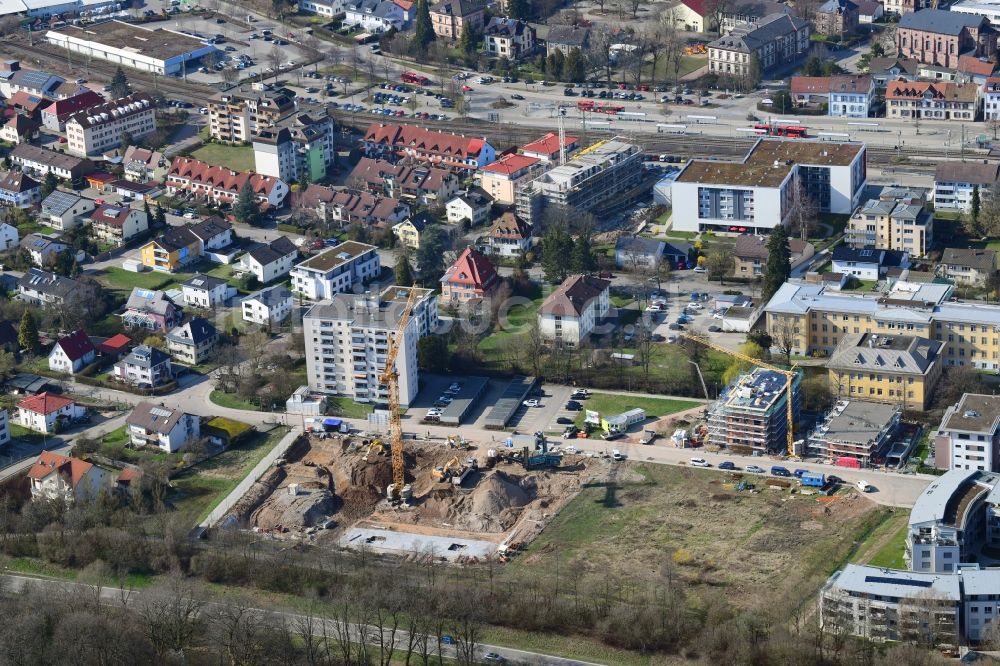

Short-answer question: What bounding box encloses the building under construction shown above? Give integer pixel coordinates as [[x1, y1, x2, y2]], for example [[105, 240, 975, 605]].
[[514, 138, 643, 224], [708, 368, 803, 454]]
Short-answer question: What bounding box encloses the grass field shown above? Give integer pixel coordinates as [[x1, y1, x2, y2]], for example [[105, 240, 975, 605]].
[[573, 392, 699, 426], [478, 295, 544, 353], [169, 426, 290, 525], [209, 390, 262, 411], [852, 510, 909, 570], [190, 142, 256, 172], [511, 463, 890, 617], [327, 397, 375, 419], [100, 267, 184, 291]]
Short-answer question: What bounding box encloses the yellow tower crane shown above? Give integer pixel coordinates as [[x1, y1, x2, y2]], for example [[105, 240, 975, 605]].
[[681, 332, 801, 458], [380, 286, 421, 501]]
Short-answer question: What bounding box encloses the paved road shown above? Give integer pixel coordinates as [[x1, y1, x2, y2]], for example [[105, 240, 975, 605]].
[[0, 573, 606, 666]]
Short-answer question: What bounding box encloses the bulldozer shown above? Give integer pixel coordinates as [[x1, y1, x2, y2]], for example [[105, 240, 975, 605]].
[[362, 440, 386, 462], [447, 434, 472, 450]]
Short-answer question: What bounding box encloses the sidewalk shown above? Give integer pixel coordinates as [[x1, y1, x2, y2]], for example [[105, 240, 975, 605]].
[[197, 426, 302, 531]]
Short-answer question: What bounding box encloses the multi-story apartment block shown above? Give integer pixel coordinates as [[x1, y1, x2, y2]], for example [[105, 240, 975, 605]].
[[65, 93, 156, 158], [707, 368, 803, 455], [363, 123, 497, 170], [252, 111, 335, 183], [935, 393, 1000, 471], [906, 469, 1000, 572], [764, 279, 1000, 373], [708, 13, 810, 78], [885, 80, 979, 121], [10, 143, 94, 182], [303, 286, 438, 405], [516, 139, 643, 225], [207, 87, 296, 144], [430, 0, 486, 39], [290, 241, 381, 300], [897, 10, 995, 69], [826, 332, 943, 410], [671, 139, 867, 233], [820, 564, 961, 648], [983, 76, 1000, 120], [846, 187, 933, 256], [478, 153, 543, 205], [808, 400, 902, 467], [933, 161, 1000, 212], [113, 345, 173, 388]]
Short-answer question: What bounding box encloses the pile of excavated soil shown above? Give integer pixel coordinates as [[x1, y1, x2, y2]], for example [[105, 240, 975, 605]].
[[413, 471, 532, 532]]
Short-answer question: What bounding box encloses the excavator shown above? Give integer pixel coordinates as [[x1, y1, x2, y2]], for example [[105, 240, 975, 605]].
[[432, 456, 461, 482], [382, 287, 420, 503], [362, 439, 385, 462]]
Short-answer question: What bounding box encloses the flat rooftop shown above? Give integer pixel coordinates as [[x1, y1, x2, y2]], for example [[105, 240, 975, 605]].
[[439, 376, 490, 426], [484, 375, 536, 429], [49, 20, 210, 60], [294, 241, 376, 273], [822, 400, 899, 446], [831, 563, 961, 601], [676, 138, 864, 188], [721, 368, 791, 412], [942, 394, 1000, 434]]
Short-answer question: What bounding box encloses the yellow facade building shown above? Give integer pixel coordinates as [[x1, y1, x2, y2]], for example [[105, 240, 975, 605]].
[[765, 281, 1000, 374], [827, 332, 943, 409]]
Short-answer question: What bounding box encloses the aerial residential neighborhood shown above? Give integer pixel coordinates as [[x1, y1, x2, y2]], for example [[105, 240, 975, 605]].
[[2, 0, 1000, 661]]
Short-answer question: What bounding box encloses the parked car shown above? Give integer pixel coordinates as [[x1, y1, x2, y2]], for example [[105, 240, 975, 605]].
[[746, 465, 765, 474], [557, 418, 574, 427], [510, 93, 525, 100], [611, 449, 625, 460], [693, 266, 706, 273], [690, 457, 710, 468], [857, 480, 872, 492], [571, 389, 590, 399], [562, 425, 578, 436], [565, 400, 582, 411], [708, 325, 722, 333], [523, 399, 540, 408], [718, 461, 737, 470], [603, 431, 624, 441]]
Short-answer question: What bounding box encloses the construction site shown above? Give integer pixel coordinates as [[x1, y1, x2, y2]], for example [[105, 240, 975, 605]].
[[226, 432, 591, 561]]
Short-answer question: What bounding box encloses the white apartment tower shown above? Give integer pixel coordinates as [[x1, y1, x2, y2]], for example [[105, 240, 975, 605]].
[[65, 93, 156, 158], [303, 286, 438, 406]]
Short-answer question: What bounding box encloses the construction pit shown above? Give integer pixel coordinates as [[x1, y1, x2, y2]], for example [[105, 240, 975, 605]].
[[226, 433, 593, 562]]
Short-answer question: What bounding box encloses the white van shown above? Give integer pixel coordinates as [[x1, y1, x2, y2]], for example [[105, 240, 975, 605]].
[[857, 480, 871, 493]]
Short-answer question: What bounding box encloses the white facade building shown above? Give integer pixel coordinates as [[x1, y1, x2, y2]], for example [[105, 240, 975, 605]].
[[181, 274, 233, 308], [65, 92, 156, 158], [303, 286, 438, 406], [290, 241, 381, 301], [537, 275, 611, 346], [46, 21, 218, 75], [933, 161, 1000, 213], [671, 139, 867, 233], [242, 286, 295, 326], [126, 402, 201, 453], [235, 236, 298, 284], [0, 223, 18, 252], [300, 0, 346, 15], [936, 393, 1000, 472]]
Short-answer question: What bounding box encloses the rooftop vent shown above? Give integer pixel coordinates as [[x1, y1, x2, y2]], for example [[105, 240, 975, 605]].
[[964, 410, 981, 418]]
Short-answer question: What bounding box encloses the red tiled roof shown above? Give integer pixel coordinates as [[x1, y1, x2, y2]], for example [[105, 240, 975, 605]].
[[681, 0, 707, 14], [18, 391, 74, 415], [167, 157, 283, 196], [790, 76, 830, 95], [886, 79, 978, 103], [98, 333, 131, 354], [41, 90, 105, 120], [363, 123, 489, 160], [958, 55, 995, 77], [27, 451, 93, 490], [54, 329, 95, 362], [521, 132, 578, 156], [117, 467, 141, 485], [442, 247, 499, 290], [85, 172, 116, 184], [91, 204, 133, 228], [8, 90, 47, 114], [481, 153, 540, 175]]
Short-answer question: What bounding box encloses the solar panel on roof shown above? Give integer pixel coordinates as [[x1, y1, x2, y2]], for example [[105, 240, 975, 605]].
[[150, 407, 173, 418], [864, 575, 932, 588], [19, 71, 56, 90], [136, 288, 154, 298]]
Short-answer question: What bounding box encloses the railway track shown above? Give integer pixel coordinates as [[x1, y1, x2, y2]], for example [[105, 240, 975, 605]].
[[7, 31, 991, 173]]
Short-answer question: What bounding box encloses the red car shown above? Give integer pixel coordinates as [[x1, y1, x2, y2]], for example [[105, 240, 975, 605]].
[[461, 84, 473, 92]]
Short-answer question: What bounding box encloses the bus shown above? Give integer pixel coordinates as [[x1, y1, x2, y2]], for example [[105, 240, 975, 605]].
[[401, 71, 431, 86], [753, 123, 808, 138]]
